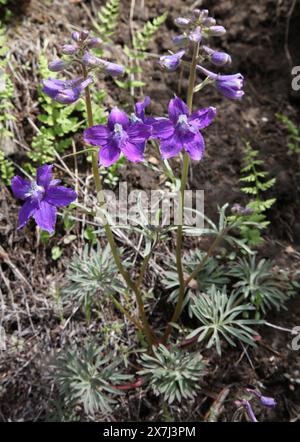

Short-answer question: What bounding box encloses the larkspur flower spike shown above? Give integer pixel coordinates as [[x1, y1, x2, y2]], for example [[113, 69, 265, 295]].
[[42, 77, 93, 104], [11, 165, 77, 233], [246, 389, 277, 408]]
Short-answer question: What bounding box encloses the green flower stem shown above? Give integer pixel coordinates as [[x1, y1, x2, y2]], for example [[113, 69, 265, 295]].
[[162, 42, 199, 343], [111, 295, 143, 331], [82, 66, 155, 347]]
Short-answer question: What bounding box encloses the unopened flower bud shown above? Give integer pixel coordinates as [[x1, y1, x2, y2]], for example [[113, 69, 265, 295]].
[[71, 31, 80, 42], [82, 52, 101, 67], [246, 389, 277, 408], [211, 51, 231, 66], [200, 9, 209, 19], [48, 59, 68, 72], [175, 17, 191, 27], [192, 9, 201, 19], [103, 62, 125, 77], [62, 44, 77, 55], [159, 50, 185, 72], [189, 26, 202, 43], [80, 30, 90, 41], [203, 17, 216, 27], [207, 25, 226, 36], [86, 37, 103, 48], [172, 34, 188, 47]]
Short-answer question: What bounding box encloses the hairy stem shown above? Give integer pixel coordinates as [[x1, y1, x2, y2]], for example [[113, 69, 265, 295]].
[[82, 66, 155, 347], [162, 43, 199, 343]]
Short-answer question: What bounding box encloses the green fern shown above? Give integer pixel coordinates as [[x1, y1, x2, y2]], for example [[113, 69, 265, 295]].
[[237, 142, 276, 246], [0, 21, 15, 183], [94, 0, 120, 42], [116, 12, 167, 91], [276, 113, 300, 154], [0, 150, 14, 184]]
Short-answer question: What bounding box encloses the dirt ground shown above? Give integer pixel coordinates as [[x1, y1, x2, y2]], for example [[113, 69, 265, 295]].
[[0, 0, 300, 422]]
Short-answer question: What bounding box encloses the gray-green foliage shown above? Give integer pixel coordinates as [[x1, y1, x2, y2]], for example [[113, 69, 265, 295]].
[[93, 0, 120, 42], [187, 286, 260, 356], [229, 255, 289, 314], [237, 142, 276, 246], [276, 113, 300, 154], [61, 243, 124, 319], [139, 344, 206, 404], [116, 13, 168, 90], [53, 341, 132, 415], [164, 249, 229, 312], [0, 21, 14, 184]]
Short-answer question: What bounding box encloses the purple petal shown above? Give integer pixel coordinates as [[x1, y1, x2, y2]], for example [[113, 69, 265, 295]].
[[33, 201, 57, 233], [151, 118, 175, 140], [121, 141, 145, 162], [77, 76, 93, 92], [168, 97, 189, 123], [36, 164, 53, 188], [44, 186, 77, 207], [189, 107, 217, 129], [184, 132, 205, 160], [135, 96, 151, 121], [99, 145, 121, 167], [42, 78, 65, 94], [160, 132, 182, 159], [55, 88, 81, 104], [126, 122, 151, 144], [18, 199, 38, 229], [11, 176, 31, 200], [84, 125, 110, 146], [107, 108, 129, 130]]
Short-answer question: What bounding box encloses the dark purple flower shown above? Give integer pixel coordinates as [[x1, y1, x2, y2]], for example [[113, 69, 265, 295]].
[[83, 108, 151, 167], [152, 96, 216, 160], [203, 17, 216, 26], [82, 52, 102, 67], [159, 50, 185, 72], [132, 96, 156, 127], [197, 65, 244, 100], [86, 37, 103, 48], [11, 165, 77, 234], [42, 76, 93, 104], [246, 389, 277, 408]]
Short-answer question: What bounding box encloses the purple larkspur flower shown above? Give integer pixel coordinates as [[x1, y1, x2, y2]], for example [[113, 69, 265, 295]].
[[61, 44, 77, 55], [11, 165, 77, 233], [42, 76, 93, 104], [189, 26, 202, 43], [197, 65, 244, 100], [102, 61, 125, 77], [159, 50, 185, 72], [246, 389, 277, 408], [175, 17, 191, 27], [207, 25, 226, 36], [86, 37, 103, 48], [83, 108, 151, 167], [152, 96, 216, 160]]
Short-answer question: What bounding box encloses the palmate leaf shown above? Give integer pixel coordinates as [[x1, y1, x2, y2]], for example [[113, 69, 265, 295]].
[[53, 341, 132, 416], [228, 255, 289, 313], [187, 286, 260, 356], [138, 344, 206, 404]]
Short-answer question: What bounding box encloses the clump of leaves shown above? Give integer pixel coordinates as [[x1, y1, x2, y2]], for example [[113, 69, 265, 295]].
[[187, 286, 260, 356], [229, 255, 289, 315], [237, 142, 276, 246], [164, 249, 229, 313], [0, 21, 15, 183], [276, 113, 300, 154], [61, 243, 124, 320], [138, 344, 206, 404], [53, 340, 132, 416]]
